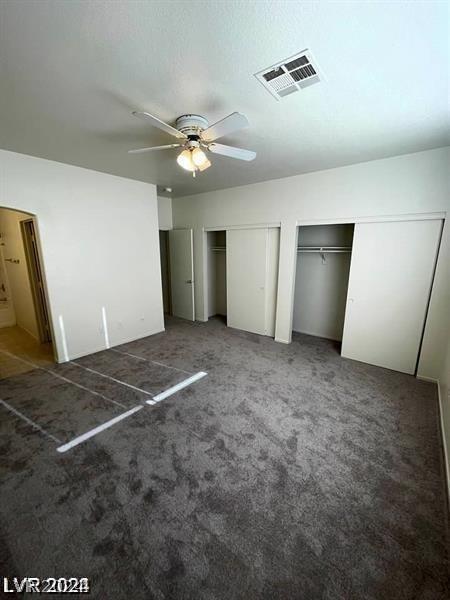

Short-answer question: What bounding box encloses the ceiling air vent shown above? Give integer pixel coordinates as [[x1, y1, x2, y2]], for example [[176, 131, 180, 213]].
[[255, 50, 321, 100]]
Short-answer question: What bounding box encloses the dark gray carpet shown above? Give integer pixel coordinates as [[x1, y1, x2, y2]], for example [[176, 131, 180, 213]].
[[0, 316, 449, 599]]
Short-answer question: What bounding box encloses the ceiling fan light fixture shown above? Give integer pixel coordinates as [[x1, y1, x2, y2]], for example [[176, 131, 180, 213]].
[[176, 149, 195, 171], [191, 147, 208, 167], [198, 158, 212, 172]]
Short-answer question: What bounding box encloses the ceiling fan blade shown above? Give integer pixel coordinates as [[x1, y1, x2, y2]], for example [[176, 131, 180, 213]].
[[128, 144, 182, 154], [201, 112, 249, 142], [132, 111, 187, 139], [208, 143, 256, 161]]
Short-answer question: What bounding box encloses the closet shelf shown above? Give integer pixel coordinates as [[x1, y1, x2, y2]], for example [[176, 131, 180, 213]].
[[297, 246, 351, 254]]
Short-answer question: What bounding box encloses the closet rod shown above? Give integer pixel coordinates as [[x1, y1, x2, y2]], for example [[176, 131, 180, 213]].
[[211, 246, 226, 252], [297, 246, 351, 253]]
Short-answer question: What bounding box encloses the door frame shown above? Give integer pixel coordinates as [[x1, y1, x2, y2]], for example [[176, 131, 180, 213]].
[[294, 212, 445, 227], [159, 229, 172, 315], [20, 218, 53, 343], [202, 222, 281, 322]]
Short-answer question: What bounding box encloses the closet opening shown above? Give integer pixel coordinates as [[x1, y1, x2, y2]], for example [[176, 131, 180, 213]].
[[206, 230, 227, 324], [159, 230, 171, 316], [293, 224, 354, 345]]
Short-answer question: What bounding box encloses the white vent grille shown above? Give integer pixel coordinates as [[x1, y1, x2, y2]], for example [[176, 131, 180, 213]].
[[255, 50, 321, 100]]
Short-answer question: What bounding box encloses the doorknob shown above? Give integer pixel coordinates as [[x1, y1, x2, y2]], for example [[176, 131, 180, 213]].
[[185, 279, 193, 284]]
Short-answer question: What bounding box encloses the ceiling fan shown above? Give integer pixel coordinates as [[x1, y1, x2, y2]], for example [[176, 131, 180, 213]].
[[128, 111, 256, 176]]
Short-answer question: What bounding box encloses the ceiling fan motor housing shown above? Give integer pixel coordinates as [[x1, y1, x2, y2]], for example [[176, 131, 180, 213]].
[[175, 114, 209, 138]]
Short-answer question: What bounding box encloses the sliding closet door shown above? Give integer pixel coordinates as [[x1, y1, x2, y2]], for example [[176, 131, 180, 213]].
[[341, 220, 441, 374], [227, 228, 279, 336]]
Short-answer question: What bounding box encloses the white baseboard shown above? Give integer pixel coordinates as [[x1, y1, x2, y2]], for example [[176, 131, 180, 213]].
[[113, 328, 165, 348], [417, 375, 439, 384], [416, 376, 449, 508], [437, 379, 450, 508], [0, 318, 16, 328], [57, 328, 166, 364], [17, 324, 40, 341], [292, 327, 342, 342], [275, 337, 290, 344]]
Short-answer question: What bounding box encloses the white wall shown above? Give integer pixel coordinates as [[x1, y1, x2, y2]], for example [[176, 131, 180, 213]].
[[1, 149, 164, 362], [0, 208, 39, 338], [157, 196, 173, 230], [173, 146, 450, 380]]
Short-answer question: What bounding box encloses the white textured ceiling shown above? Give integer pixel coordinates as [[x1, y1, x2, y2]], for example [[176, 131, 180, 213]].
[[1, 1, 448, 197]]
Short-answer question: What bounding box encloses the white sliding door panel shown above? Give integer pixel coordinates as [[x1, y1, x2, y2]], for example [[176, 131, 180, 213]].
[[227, 228, 267, 335], [265, 228, 280, 337], [341, 220, 441, 374], [227, 227, 280, 336], [169, 229, 195, 321]]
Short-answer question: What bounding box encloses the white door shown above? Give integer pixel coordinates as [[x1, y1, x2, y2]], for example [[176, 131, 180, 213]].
[[169, 229, 195, 321], [341, 219, 441, 374], [227, 228, 279, 336]]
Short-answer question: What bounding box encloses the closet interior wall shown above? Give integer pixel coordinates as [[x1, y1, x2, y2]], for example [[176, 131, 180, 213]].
[[293, 224, 354, 341], [207, 230, 227, 319]]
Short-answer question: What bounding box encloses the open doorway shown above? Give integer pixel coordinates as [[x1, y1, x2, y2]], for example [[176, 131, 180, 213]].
[[159, 230, 172, 316], [0, 208, 53, 377]]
